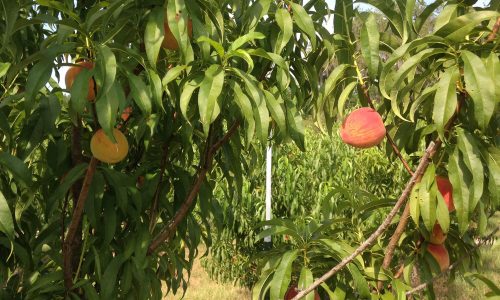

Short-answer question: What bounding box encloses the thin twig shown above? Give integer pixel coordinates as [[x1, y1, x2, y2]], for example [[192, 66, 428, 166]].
[[63, 157, 98, 290], [292, 141, 439, 300], [147, 121, 240, 255], [486, 17, 500, 42]]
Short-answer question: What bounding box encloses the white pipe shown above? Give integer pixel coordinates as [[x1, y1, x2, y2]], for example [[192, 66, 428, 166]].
[[264, 142, 272, 243]]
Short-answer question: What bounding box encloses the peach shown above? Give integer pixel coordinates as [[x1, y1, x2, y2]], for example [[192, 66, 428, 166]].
[[162, 13, 193, 50], [121, 106, 133, 122], [90, 128, 129, 164], [436, 176, 455, 212], [340, 107, 386, 148], [427, 243, 450, 272], [65, 61, 96, 101], [429, 223, 446, 244], [284, 285, 320, 300]]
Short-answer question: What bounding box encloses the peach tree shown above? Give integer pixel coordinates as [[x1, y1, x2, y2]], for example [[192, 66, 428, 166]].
[[0, 0, 337, 298], [250, 0, 500, 299], [0, 1, 498, 300]]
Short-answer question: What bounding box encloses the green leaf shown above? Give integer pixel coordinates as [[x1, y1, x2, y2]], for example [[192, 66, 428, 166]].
[[100, 254, 125, 299], [298, 267, 315, 300], [0, 62, 11, 78], [226, 49, 254, 72], [263, 90, 286, 137], [435, 185, 450, 233], [0, 152, 32, 187], [389, 49, 448, 121], [232, 82, 255, 144], [244, 0, 272, 32], [229, 31, 265, 52], [180, 76, 203, 121], [348, 264, 370, 298], [432, 66, 458, 138], [166, 0, 194, 64], [337, 81, 357, 117], [25, 60, 53, 109], [197, 36, 225, 58], [274, 9, 293, 54], [69, 67, 93, 115], [435, 11, 500, 42], [48, 164, 88, 207], [448, 148, 473, 234], [127, 72, 152, 116], [357, 0, 404, 38], [162, 65, 187, 87], [0, 191, 14, 240], [419, 165, 437, 232], [485, 147, 500, 206], [95, 44, 117, 100], [145, 7, 164, 67], [318, 64, 349, 114], [148, 69, 164, 111], [96, 82, 121, 141], [485, 53, 500, 109], [456, 129, 484, 213], [252, 269, 273, 300], [433, 4, 457, 32], [360, 14, 380, 80], [290, 2, 316, 49], [198, 65, 224, 135], [270, 249, 298, 300], [409, 182, 421, 225], [461, 50, 495, 130]]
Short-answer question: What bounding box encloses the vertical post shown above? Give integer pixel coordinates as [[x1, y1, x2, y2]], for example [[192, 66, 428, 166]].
[[264, 141, 272, 244]]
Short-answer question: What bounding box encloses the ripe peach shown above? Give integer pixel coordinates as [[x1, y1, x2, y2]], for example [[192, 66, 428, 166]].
[[65, 61, 96, 101], [427, 243, 450, 272], [284, 285, 320, 300], [162, 13, 193, 50], [121, 106, 133, 122], [429, 223, 446, 245], [436, 176, 455, 212], [90, 128, 129, 164], [340, 107, 386, 148]]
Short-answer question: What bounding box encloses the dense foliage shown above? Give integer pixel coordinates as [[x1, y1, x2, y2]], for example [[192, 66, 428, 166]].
[[204, 125, 408, 287], [0, 0, 498, 299]]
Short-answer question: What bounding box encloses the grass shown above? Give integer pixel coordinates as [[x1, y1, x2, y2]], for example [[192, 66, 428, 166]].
[[446, 212, 500, 300], [161, 213, 499, 300], [162, 249, 251, 300]]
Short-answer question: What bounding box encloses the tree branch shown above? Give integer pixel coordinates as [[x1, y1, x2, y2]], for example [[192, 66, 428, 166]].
[[486, 17, 500, 42], [292, 141, 439, 300], [63, 156, 98, 291], [147, 121, 240, 255]]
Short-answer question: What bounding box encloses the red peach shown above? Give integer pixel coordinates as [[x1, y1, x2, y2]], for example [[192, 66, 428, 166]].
[[340, 107, 386, 148]]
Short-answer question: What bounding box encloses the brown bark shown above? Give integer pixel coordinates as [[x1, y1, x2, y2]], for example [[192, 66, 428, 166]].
[[63, 157, 98, 291]]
